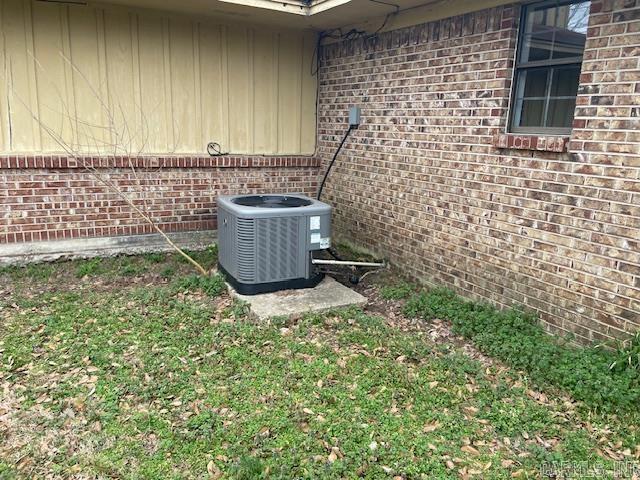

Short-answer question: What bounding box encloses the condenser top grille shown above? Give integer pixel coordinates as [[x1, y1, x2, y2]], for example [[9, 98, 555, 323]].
[[232, 195, 312, 209]]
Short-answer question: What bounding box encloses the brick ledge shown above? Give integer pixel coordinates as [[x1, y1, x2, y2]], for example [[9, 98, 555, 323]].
[[493, 134, 569, 153], [0, 155, 320, 169]]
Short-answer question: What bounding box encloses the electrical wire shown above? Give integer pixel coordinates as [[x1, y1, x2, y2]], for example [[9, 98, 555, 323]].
[[367, 0, 400, 35], [358, 266, 387, 282], [316, 125, 354, 201], [327, 247, 343, 261], [310, 0, 400, 275], [369, 9, 395, 35], [310, 0, 399, 77], [207, 142, 228, 157], [312, 0, 403, 190]]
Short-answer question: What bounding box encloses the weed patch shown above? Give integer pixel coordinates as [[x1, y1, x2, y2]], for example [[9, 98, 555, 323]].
[[380, 282, 415, 300], [404, 288, 640, 411], [75, 258, 104, 277], [607, 332, 640, 373], [172, 273, 226, 297]]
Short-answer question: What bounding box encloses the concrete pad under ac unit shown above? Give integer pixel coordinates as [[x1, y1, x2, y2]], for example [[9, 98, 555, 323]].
[[228, 276, 367, 321]]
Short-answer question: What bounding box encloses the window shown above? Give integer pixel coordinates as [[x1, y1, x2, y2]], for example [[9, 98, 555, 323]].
[[510, 0, 590, 134]]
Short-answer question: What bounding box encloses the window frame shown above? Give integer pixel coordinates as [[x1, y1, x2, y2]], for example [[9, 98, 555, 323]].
[[508, 0, 590, 135]]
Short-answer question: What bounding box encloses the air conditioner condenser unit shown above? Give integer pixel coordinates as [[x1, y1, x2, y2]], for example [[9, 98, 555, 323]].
[[217, 194, 331, 295]]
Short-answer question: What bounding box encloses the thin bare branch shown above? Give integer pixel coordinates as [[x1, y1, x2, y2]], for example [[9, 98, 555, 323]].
[[3, 52, 209, 276]]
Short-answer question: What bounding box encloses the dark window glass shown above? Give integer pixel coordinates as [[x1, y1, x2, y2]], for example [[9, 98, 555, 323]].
[[546, 98, 577, 127], [521, 69, 549, 98], [549, 66, 581, 97], [520, 99, 546, 126], [510, 0, 590, 133], [521, 31, 554, 62]]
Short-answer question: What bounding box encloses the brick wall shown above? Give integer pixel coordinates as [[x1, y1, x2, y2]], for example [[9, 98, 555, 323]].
[[318, 0, 640, 343], [1, 155, 320, 244]]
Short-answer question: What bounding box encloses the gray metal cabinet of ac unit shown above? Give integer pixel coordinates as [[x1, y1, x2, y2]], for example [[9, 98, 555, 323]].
[[217, 194, 331, 294]]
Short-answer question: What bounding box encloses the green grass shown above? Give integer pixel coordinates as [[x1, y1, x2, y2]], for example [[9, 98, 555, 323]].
[[1, 254, 638, 478], [0, 262, 56, 281], [1, 247, 218, 286]]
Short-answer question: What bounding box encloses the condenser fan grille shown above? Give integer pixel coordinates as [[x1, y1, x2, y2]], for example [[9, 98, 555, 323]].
[[231, 195, 312, 208]]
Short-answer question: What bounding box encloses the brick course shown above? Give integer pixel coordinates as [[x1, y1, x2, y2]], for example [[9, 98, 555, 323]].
[[1, 155, 320, 244], [318, 0, 640, 343]]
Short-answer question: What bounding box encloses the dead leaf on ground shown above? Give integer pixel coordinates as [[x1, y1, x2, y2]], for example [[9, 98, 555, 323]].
[[207, 460, 223, 479], [461, 445, 480, 456], [423, 421, 440, 433]]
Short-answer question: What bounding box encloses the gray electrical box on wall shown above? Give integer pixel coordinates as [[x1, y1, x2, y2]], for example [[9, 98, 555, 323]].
[[349, 106, 361, 127]]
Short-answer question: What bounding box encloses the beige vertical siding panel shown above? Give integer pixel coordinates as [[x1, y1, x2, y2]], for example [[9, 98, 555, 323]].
[[252, 29, 276, 154], [0, 1, 317, 155], [161, 17, 175, 150], [59, 6, 78, 149], [300, 30, 317, 154], [138, 14, 170, 152], [95, 8, 111, 154], [278, 32, 302, 153], [0, 0, 7, 151], [193, 23, 202, 151], [169, 18, 198, 152], [220, 25, 230, 150], [4, 0, 36, 150], [227, 26, 250, 153], [247, 28, 254, 152], [31, 1, 68, 151], [272, 33, 279, 152], [199, 23, 225, 150], [22, 0, 40, 150], [130, 12, 143, 153], [104, 9, 136, 155], [69, 6, 105, 153]]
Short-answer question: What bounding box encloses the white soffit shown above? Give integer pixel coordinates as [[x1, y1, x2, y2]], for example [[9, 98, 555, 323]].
[[86, 0, 511, 31]]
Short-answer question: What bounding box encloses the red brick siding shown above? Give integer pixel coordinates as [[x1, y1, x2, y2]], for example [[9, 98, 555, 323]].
[[1, 155, 320, 244], [571, 1, 640, 158], [318, 1, 640, 343]]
